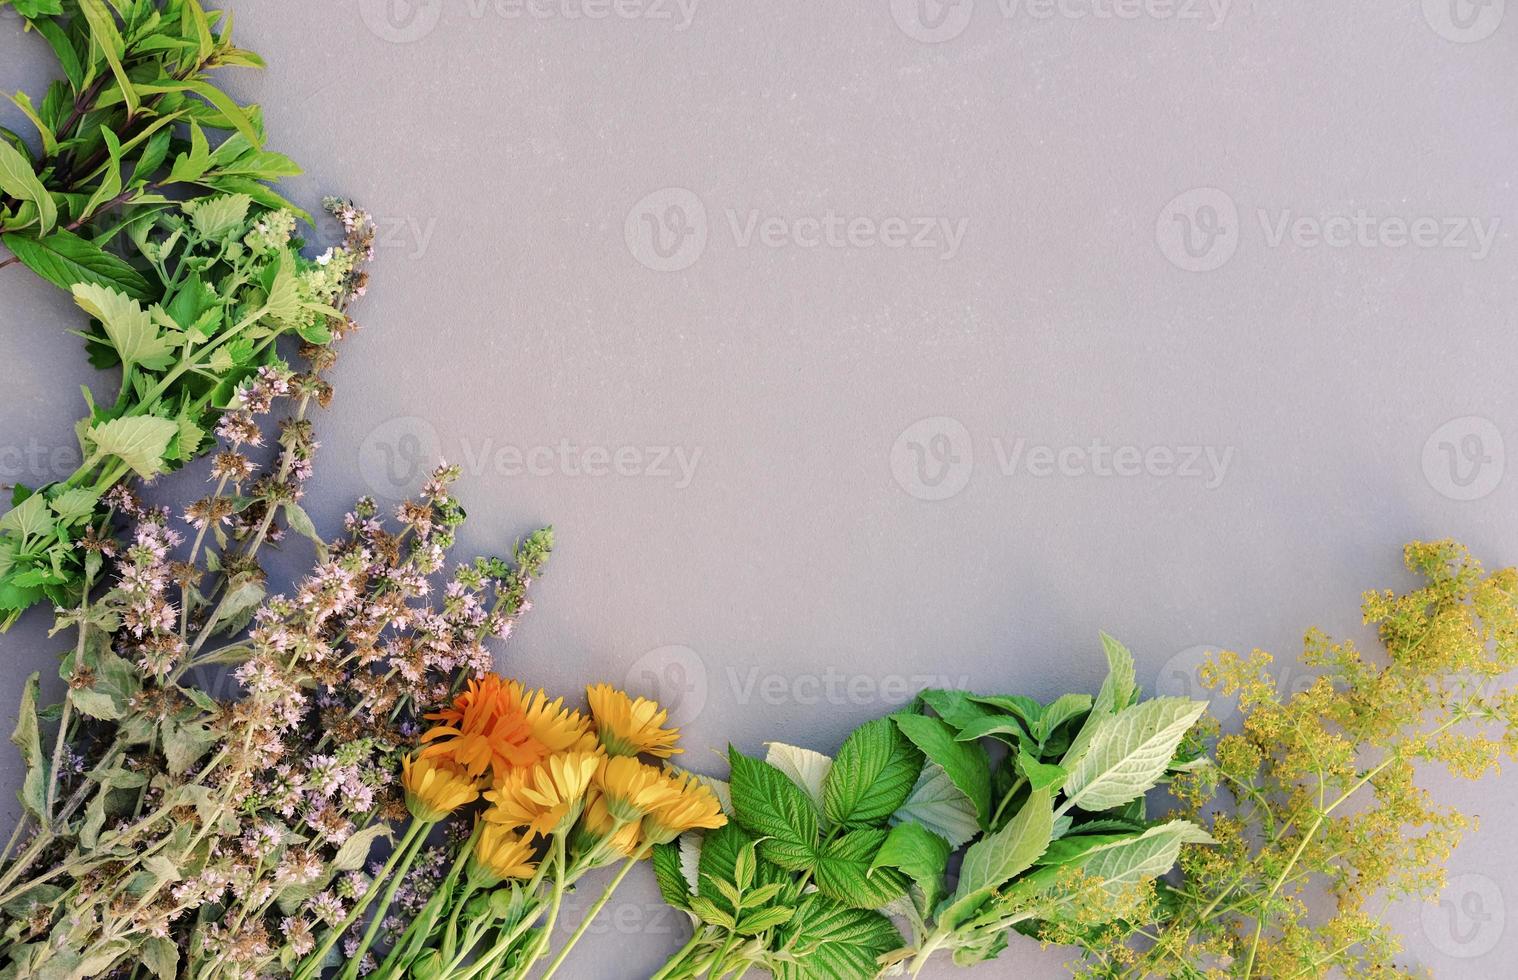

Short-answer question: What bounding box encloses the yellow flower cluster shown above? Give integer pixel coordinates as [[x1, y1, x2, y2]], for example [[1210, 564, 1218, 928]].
[[400, 675, 725, 885]]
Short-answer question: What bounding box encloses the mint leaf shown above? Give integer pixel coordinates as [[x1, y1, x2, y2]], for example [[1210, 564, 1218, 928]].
[[2, 230, 153, 300], [890, 762, 979, 848], [945, 788, 1054, 927], [87, 416, 179, 479], [823, 718, 924, 829], [0, 138, 55, 233], [728, 747, 820, 872], [893, 714, 991, 828], [184, 193, 252, 239], [871, 822, 950, 910], [1061, 697, 1207, 813], [71, 283, 173, 372]]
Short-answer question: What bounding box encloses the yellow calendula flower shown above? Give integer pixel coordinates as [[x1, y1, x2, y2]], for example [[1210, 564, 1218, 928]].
[[642, 770, 727, 844], [585, 685, 682, 759], [593, 755, 675, 823], [522, 688, 600, 754], [471, 822, 539, 884], [580, 789, 644, 858], [484, 751, 601, 838], [401, 754, 479, 823]]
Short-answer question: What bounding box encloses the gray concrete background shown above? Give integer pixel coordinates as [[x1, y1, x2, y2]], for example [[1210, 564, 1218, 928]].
[[3, 0, 1517, 976]]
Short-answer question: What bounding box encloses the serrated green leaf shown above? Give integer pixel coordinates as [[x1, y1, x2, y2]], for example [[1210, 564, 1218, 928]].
[[893, 713, 991, 828], [184, 193, 251, 238], [813, 829, 909, 909], [0, 494, 51, 540], [1015, 754, 1068, 794], [72, 283, 174, 372], [332, 824, 391, 872], [944, 788, 1054, 927], [10, 673, 45, 819], [2, 230, 153, 300], [48, 487, 100, 525], [766, 741, 832, 812], [652, 840, 692, 911], [870, 822, 950, 911], [87, 416, 179, 479], [0, 138, 55, 234], [728, 748, 819, 872], [1061, 698, 1207, 814], [890, 762, 979, 848], [771, 894, 902, 980], [823, 718, 924, 830]]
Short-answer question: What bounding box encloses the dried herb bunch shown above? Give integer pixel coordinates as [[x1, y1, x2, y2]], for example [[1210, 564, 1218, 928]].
[[1081, 541, 1518, 978], [0, 321, 554, 977]]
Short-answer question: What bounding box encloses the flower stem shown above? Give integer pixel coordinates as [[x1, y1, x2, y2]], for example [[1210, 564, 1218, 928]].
[[295, 820, 427, 980], [540, 846, 647, 980]]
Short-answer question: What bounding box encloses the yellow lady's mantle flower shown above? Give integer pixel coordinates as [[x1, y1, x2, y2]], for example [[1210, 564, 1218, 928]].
[[484, 751, 601, 838], [472, 823, 539, 883], [401, 754, 479, 823], [642, 770, 727, 844], [585, 685, 682, 758]]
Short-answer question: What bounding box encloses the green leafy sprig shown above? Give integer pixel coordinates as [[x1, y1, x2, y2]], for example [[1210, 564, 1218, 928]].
[[0, 194, 371, 627], [0, 0, 300, 295], [651, 638, 1213, 979]]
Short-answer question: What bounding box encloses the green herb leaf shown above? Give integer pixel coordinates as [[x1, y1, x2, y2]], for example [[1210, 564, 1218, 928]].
[[2, 230, 153, 300], [871, 821, 950, 911], [71, 283, 174, 372], [813, 829, 909, 909], [771, 894, 902, 980], [728, 747, 820, 872], [944, 788, 1054, 927], [890, 762, 979, 848], [765, 741, 832, 812], [823, 717, 924, 830], [87, 416, 179, 479], [893, 713, 991, 828], [9, 672, 45, 819], [1061, 697, 1207, 813], [0, 138, 56, 233]]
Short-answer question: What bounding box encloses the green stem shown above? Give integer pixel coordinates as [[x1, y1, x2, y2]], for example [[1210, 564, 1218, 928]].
[[540, 846, 648, 980], [296, 820, 428, 980]]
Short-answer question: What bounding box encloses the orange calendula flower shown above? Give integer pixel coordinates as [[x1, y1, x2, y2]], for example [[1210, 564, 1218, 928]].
[[420, 675, 548, 779], [471, 822, 539, 884], [484, 751, 601, 838], [642, 769, 727, 844], [401, 754, 479, 823], [585, 685, 682, 759]]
